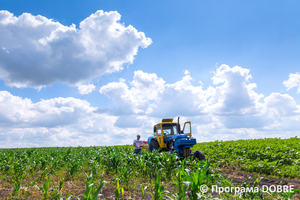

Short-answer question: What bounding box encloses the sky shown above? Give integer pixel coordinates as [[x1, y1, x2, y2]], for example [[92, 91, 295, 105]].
[[1, 0, 300, 148]]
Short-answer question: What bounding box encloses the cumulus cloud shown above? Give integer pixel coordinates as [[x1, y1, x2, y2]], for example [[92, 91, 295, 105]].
[[184, 70, 190, 75], [114, 115, 145, 128], [0, 90, 96, 127], [99, 65, 265, 120], [264, 92, 300, 131], [206, 65, 270, 129], [99, 65, 300, 137], [209, 65, 264, 116], [265, 93, 300, 117], [283, 72, 300, 93], [77, 83, 96, 95], [2, 65, 300, 147], [130, 70, 165, 101], [152, 74, 208, 117], [99, 71, 165, 116], [0, 90, 130, 147], [0, 10, 152, 88], [99, 70, 208, 118]]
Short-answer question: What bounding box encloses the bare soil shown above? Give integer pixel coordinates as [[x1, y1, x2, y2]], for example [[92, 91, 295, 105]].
[[1, 170, 300, 199], [220, 169, 300, 190]]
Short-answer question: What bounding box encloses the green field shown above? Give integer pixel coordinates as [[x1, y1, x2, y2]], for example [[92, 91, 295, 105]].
[[0, 137, 300, 199], [192, 137, 300, 179]]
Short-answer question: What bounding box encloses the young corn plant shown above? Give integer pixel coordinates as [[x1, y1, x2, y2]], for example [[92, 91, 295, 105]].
[[108, 152, 122, 173], [173, 170, 189, 200], [140, 181, 148, 200], [35, 176, 51, 200], [12, 177, 21, 196], [161, 152, 178, 181], [67, 161, 80, 180], [114, 178, 125, 200], [52, 178, 64, 200], [91, 161, 99, 177], [148, 171, 171, 200], [118, 165, 134, 190], [81, 172, 106, 200], [183, 159, 210, 200]]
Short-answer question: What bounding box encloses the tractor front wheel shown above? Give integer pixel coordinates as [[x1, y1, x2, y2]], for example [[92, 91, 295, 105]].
[[167, 141, 175, 151], [194, 150, 205, 161], [149, 140, 159, 152]]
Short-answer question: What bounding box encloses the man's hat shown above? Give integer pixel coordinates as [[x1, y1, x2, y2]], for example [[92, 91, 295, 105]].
[[137, 134, 141, 137]]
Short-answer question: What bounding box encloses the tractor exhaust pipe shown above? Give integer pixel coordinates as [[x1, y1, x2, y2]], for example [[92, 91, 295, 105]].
[[178, 117, 181, 134]]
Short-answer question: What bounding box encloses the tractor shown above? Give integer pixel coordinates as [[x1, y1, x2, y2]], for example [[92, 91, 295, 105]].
[[147, 117, 205, 160]]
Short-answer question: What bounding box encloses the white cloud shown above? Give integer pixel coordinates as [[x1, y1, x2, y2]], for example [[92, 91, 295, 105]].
[[283, 72, 300, 93], [208, 65, 264, 116], [265, 93, 300, 117], [0, 10, 152, 88], [99, 65, 300, 141], [0, 90, 128, 147], [77, 83, 96, 95], [0, 91, 95, 127], [2, 65, 300, 148], [205, 65, 271, 129], [152, 74, 208, 117], [130, 70, 165, 101], [99, 71, 164, 115], [264, 92, 300, 131], [99, 66, 266, 121], [99, 79, 150, 116], [114, 115, 145, 128]]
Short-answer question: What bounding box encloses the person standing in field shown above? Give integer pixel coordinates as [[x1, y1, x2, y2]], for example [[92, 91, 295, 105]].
[[133, 134, 143, 155]]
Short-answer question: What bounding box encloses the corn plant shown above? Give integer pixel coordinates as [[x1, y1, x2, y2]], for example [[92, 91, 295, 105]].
[[52, 178, 64, 200], [81, 172, 106, 200], [35, 176, 51, 200], [140, 181, 148, 200], [118, 164, 134, 190], [108, 152, 122, 173], [148, 171, 171, 200], [161, 152, 178, 181], [114, 178, 124, 200], [12, 177, 21, 196], [173, 170, 189, 200], [183, 160, 210, 200]]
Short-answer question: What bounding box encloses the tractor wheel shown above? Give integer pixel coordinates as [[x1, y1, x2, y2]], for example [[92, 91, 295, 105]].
[[194, 150, 205, 161], [149, 140, 159, 152], [167, 140, 175, 151]]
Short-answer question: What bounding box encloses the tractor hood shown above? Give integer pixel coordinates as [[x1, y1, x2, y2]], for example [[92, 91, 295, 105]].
[[166, 134, 196, 149], [168, 134, 190, 140]]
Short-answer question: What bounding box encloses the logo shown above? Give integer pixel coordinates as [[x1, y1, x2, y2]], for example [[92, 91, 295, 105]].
[[200, 184, 209, 193]]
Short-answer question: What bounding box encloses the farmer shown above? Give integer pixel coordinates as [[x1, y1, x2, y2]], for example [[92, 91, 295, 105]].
[[133, 134, 143, 155]]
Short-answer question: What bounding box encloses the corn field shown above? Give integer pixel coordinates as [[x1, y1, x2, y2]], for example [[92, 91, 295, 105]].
[[0, 140, 300, 199]]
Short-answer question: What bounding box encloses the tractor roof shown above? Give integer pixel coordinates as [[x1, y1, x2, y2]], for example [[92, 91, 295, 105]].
[[162, 118, 173, 122]]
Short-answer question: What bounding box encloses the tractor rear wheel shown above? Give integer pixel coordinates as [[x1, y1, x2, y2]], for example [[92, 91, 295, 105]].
[[149, 140, 159, 152], [195, 150, 205, 161]]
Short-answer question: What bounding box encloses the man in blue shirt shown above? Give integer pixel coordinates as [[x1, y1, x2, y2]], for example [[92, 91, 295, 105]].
[[133, 134, 143, 155]]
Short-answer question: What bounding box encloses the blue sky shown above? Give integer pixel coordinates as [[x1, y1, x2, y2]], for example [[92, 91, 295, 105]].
[[1, 0, 300, 147]]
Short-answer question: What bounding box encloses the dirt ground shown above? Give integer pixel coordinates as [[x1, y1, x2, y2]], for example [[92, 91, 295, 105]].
[[220, 169, 300, 190], [97, 169, 300, 199], [1, 170, 300, 199], [73, 169, 300, 199]]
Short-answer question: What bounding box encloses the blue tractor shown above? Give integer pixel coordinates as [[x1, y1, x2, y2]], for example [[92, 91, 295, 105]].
[[147, 118, 205, 160]]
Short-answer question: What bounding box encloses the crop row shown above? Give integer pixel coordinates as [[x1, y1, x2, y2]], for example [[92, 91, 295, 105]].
[[0, 138, 300, 199]]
